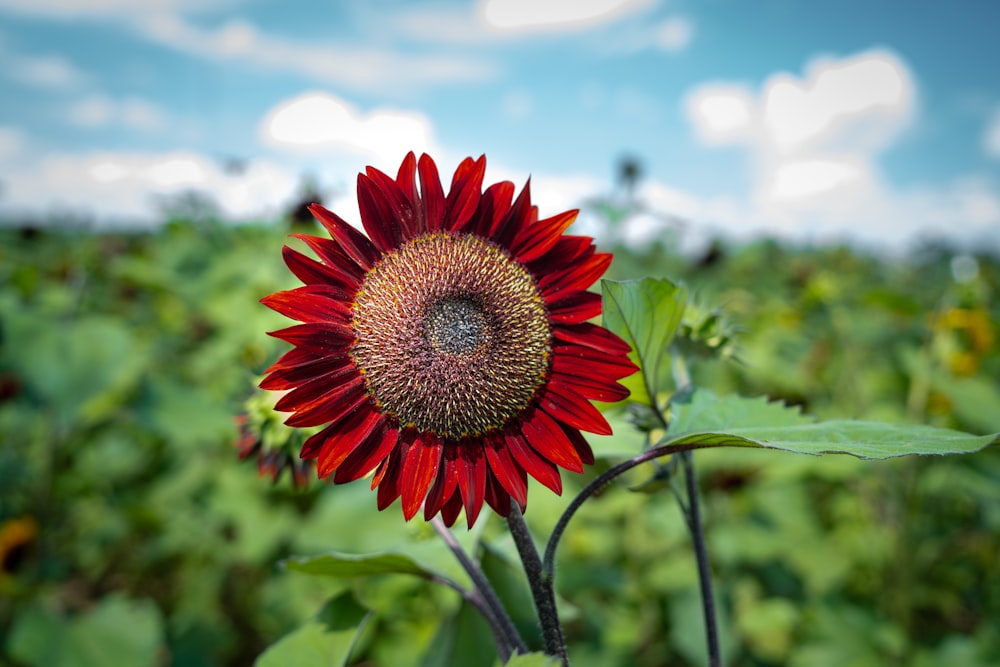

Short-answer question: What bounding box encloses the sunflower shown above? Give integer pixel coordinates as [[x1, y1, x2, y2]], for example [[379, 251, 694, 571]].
[[261, 153, 637, 527]]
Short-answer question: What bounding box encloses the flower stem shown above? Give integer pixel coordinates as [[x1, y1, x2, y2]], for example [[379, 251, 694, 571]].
[[670, 351, 721, 667], [506, 504, 569, 666], [680, 450, 721, 667], [430, 516, 529, 659]]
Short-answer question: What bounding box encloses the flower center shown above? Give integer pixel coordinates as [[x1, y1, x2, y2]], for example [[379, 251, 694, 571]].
[[351, 233, 551, 439], [425, 297, 488, 354]]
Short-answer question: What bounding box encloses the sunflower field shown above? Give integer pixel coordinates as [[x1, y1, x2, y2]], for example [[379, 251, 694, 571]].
[[1, 205, 998, 666]]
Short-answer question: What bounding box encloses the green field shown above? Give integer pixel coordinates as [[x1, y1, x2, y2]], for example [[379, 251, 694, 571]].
[[1, 215, 998, 666]]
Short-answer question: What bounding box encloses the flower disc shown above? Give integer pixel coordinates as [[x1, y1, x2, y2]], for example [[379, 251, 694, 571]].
[[352, 233, 551, 438]]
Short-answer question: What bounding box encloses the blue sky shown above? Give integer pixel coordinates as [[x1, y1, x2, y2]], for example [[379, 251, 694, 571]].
[[1, 0, 998, 250]]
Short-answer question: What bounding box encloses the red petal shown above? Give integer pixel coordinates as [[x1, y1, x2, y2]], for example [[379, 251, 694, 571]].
[[553, 322, 633, 355], [396, 152, 424, 234], [261, 285, 352, 324], [334, 423, 399, 483], [439, 489, 464, 527], [400, 434, 443, 520], [375, 446, 404, 510], [527, 235, 593, 273], [261, 357, 352, 392], [265, 360, 356, 398], [467, 180, 514, 237], [423, 443, 459, 520], [539, 383, 612, 436], [484, 432, 528, 508], [457, 444, 487, 527], [510, 209, 579, 264], [547, 291, 602, 324], [419, 154, 446, 232], [308, 203, 379, 270], [282, 377, 368, 428], [281, 245, 358, 290], [549, 370, 630, 403], [267, 322, 354, 356], [444, 156, 486, 232], [358, 170, 409, 251], [539, 253, 612, 301], [264, 347, 318, 372], [483, 473, 511, 517], [561, 423, 595, 466], [316, 409, 385, 478], [552, 342, 640, 381], [491, 179, 533, 247], [290, 234, 365, 284], [520, 408, 584, 473], [505, 429, 562, 494]]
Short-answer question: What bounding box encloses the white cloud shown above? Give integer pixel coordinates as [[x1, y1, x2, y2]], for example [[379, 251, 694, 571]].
[[685, 49, 915, 156], [673, 49, 1000, 250], [0, 39, 90, 89], [986, 107, 1000, 158], [66, 95, 169, 132], [481, 0, 652, 31], [0, 0, 225, 19], [0, 125, 25, 161], [653, 17, 694, 52], [135, 15, 493, 93], [0, 149, 300, 225], [762, 52, 914, 154], [686, 85, 755, 145], [767, 158, 865, 201], [260, 92, 436, 166], [5, 52, 88, 89]]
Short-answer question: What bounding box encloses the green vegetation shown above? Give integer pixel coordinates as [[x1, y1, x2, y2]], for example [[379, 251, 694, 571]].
[[1, 216, 997, 666]]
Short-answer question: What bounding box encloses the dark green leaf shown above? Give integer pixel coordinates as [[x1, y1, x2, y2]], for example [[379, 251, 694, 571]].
[[503, 653, 557, 667], [283, 551, 434, 579]]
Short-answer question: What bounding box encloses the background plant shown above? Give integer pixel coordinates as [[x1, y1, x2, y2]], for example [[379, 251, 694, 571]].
[[0, 210, 997, 666]]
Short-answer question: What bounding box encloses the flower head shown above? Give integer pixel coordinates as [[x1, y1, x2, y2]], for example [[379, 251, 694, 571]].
[[261, 153, 637, 526]]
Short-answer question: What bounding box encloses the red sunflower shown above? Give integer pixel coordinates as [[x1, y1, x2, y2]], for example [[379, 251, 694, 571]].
[[261, 153, 637, 527]]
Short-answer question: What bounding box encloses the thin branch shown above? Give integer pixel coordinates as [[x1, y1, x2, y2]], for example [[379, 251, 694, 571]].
[[429, 574, 514, 662], [542, 441, 716, 579], [430, 515, 529, 658]]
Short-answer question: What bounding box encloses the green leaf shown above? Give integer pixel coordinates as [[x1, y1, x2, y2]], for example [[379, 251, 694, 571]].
[[7, 594, 164, 667], [418, 600, 497, 667], [602, 278, 687, 404], [668, 389, 814, 434], [283, 551, 435, 580], [665, 390, 998, 460], [255, 591, 371, 667], [503, 653, 557, 667]]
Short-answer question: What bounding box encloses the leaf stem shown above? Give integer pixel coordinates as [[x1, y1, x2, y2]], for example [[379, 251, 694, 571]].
[[430, 516, 529, 659], [506, 504, 569, 666]]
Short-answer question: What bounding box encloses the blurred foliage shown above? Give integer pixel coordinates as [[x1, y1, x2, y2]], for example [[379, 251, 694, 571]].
[[0, 209, 998, 666]]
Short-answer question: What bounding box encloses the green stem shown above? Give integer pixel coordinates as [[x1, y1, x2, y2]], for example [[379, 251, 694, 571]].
[[506, 504, 569, 666]]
